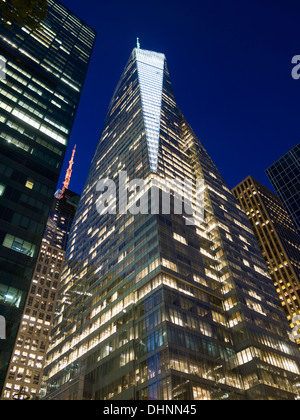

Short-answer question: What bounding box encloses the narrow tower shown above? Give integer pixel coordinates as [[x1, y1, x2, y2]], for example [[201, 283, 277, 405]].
[[57, 145, 77, 199]]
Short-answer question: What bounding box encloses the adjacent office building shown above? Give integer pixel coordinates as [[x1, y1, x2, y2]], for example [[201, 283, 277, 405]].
[[43, 48, 300, 401], [0, 0, 96, 392], [267, 144, 300, 235], [1, 188, 80, 400], [232, 176, 300, 347]]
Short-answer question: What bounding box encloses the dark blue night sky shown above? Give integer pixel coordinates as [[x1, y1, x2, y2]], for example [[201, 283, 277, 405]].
[[57, 0, 300, 196]]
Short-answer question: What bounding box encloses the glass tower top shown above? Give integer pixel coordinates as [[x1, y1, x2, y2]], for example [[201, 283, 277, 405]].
[[136, 49, 165, 172]]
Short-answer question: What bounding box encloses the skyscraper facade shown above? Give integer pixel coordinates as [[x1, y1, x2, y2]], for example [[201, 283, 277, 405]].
[[1, 189, 80, 400], [266, 144, 300, 235], [232, 176, 300, 348], [44, 48, 300, 401], [0, 0, 96, 391]]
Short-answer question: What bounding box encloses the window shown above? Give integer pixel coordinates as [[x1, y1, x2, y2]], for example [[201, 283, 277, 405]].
[[0, 283, 23, 308], [173, 233, 187, 245], [246, 298, 266, 316], [243, 259, 250, 267], [162, 259, 178, 272], [25, 179, 34, 190], [0, 183, 5, 196], [193, 386, 211, 401], [254, 265, 270, 278], [2, 234, 36, 258]]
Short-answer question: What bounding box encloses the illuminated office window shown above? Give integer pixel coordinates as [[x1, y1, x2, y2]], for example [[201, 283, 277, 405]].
[[0, 184, 5, 196], [25, 179, 34, 190]]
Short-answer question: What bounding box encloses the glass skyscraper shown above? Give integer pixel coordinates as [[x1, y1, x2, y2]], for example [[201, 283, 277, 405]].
[[266, 144, 300, 236], [44, 48, 300, 401], [0, 0, 96, 392]]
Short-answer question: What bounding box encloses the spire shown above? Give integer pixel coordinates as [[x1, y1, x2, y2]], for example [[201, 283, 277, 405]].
[[137, 37, 140, 49], [58, 145, 76, 199]]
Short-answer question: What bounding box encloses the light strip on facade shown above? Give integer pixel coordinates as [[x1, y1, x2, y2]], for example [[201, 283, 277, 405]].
[[135, 49, 165, 173]]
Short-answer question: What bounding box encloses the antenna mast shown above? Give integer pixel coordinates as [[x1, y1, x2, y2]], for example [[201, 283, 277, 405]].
[[58, 145, 76, 199]]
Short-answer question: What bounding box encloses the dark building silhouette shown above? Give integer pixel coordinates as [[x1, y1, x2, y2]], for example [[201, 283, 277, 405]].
[[0, 0, 96, 392]]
